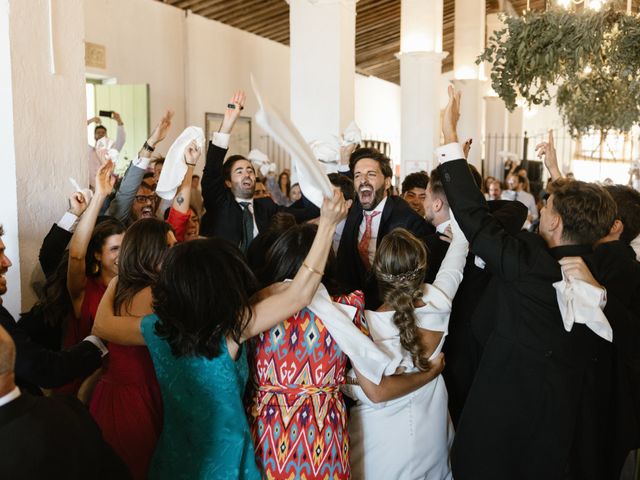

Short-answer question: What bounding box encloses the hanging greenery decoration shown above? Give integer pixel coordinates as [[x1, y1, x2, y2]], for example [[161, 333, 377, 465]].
[[478, 5, 640, 137]]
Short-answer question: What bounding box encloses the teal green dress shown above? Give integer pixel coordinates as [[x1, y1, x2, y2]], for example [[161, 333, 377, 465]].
[[141, 314, 261, 480]]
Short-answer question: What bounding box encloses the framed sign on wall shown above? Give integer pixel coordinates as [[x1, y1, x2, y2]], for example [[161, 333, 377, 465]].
[[205, 113, 251, 157]]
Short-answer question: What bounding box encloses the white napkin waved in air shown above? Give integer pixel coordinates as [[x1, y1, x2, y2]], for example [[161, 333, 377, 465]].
[[251, 75, 333, 207], [247, 149, 276, 177], [342, 121, 362, 146], [552, 274, 612, 342], [156, 126, 204, 200]]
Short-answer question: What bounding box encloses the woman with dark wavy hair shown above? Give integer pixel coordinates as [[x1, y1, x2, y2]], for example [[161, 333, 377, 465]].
[[347, 219, 468, 480], [90, 217, 175, 480], [93, 191, 348, 480]]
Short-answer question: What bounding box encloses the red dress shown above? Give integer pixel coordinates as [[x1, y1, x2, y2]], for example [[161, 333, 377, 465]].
[[55, 276, 106, 395], [89, 343, 163, 480], [250, 291, 369, 480]]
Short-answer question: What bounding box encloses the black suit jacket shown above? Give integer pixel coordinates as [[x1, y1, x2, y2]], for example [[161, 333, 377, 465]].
[[336, 195, 432, 309], [439, 159, 612, 480], [200, 143, 319, 246], [587, 240, 640, 478], [39, 223, 72, 278], [0, 392, 130, 479], [0, 306, 102, 395], [424, 200, 528, 426]]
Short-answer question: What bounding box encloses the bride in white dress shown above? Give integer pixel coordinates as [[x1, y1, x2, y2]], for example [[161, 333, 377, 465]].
[[346, 215, 468, 480]]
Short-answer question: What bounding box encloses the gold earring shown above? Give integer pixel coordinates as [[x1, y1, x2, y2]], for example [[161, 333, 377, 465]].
[[92, 263, 100, 274]]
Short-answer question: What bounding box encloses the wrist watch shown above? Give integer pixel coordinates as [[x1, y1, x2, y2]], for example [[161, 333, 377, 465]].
[[143, 141, 155, 153]]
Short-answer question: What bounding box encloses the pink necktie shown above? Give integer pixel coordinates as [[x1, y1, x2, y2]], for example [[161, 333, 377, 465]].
[[358, 211, 380, 270]]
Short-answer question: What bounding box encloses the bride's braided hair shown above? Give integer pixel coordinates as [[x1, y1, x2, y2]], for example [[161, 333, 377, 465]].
[[373, 229, 431, 372]]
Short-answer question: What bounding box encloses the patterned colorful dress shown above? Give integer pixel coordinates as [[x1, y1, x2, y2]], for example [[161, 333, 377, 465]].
[[250, 290, 368, 480]]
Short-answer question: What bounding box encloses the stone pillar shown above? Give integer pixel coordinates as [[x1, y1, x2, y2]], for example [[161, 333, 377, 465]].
[[453, 0, 486, 169], [289, 0, 356, 142], [399, 0, 446, 176], [0, 0, 87, 314], [484, 96, 509, 179]]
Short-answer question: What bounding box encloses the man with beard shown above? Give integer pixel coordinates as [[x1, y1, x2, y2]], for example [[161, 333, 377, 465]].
[[200, 90, 319, 251], [335, 147, 431, 309]]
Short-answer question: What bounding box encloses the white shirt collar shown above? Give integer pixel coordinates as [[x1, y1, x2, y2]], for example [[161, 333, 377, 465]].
[[235, 197, 254, 206], [0, 386, 20, 408], [435, 219, 451, 235], [364, 196, 387, 216]]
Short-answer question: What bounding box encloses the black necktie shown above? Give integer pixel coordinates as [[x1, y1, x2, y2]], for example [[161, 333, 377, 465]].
[[238, 201, 254, 253]]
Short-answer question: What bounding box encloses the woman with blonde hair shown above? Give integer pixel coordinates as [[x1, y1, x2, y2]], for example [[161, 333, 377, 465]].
[[347, 216, 468, 479]]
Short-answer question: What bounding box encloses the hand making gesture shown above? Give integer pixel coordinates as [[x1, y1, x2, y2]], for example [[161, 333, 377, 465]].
[[443, 85, 461, 144], [535, 130, 562, 181], [220, 90, 246, 135]]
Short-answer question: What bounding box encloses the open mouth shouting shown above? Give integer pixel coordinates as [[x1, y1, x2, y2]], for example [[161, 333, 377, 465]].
[[141, 206, 155, 218], [358, 184, 375, 205]]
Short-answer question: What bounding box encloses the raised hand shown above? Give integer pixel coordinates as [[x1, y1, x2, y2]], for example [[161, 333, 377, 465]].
[[87, 116, 101, 126], [112, 111, 123, 126], [184, 140, 201, 167], [463, 138, 472, 159], [220, 90, 246, 134], [95, 159, 116, 197], [340, 142, 357, 166], [148, 110, 174, 147], [535, 129, 561, 180], [69, 191, 88, 216], [443, 85, 461, 144], [319, 189, 348, 227]]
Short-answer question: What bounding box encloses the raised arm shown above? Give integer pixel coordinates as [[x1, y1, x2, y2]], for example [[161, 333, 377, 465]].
[[107, 110, 173, 222], [535, 129, 562, 182], [429, 214, 468, 302], [201, 91, 245, 222], [92, 278, 146, 346], [238, 189, 348, 342], [111, 112, 126, 151], [167, 141, 200, 242], [437, 86, 532, 282], [67, 161, 115, 318]]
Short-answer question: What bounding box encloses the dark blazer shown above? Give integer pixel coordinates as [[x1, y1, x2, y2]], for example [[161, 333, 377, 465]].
[[0, 306, 102, 395], [38, 223, 72, 278], [0, 392, 130, 479], [439, 159, 612, 480], [587, 240, 640, 478], [336, 195, 433, 309], [426, 200, 528, 426], [200, 143, 319, 246]]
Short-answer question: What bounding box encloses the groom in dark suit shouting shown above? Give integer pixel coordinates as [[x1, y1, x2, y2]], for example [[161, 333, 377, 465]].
[[336, 148, 431, 309], [437, 86, 616, 480]]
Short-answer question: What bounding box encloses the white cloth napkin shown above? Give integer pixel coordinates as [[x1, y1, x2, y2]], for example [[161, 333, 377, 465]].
[[247, 149, 276, 177], [342, 121, 362, 146], [156, 126, 205, 200], [552, 275, 612, 342], [306, 284, 393, 385], [251, 75, 333, 207]]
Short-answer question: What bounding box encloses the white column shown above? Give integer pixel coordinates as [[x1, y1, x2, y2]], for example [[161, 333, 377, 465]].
[[484, 96, 509, 179], [0, 0, 87, 314], [453, 0, 486, 169], [399, 0, 446, 176], [290, 0, 356, 142]]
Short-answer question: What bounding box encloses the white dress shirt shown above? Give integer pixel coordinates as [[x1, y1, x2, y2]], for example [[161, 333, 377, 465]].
[[358, 197, 388, 266], [235, 197, 260, 238], [0, 386, 20, 408], [88, 124, 126, 186], [435, 219, 451, 235]]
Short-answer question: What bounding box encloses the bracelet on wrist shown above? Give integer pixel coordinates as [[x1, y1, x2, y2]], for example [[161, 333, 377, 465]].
[[302, 262, 324, 276], [185, 162, 197, 167], [143, 141, 155, 153]]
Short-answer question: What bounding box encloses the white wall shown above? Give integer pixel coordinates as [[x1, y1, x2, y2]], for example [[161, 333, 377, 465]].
[[355, 74, 401, 164], [0, 0, 21, 316], [3, 0, 87, 314], [84, 0, 186, 149]]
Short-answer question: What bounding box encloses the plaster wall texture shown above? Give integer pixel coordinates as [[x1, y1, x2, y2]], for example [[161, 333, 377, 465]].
[[0, 0, 21, 316], [5, 0, 87, 315]]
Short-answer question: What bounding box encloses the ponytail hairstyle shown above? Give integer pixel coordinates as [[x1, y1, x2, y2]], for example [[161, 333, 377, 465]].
[[373, 229, 430, 371]]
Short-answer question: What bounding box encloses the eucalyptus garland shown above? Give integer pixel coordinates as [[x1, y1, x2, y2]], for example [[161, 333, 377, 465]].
[[478, 5, 640, 137]]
